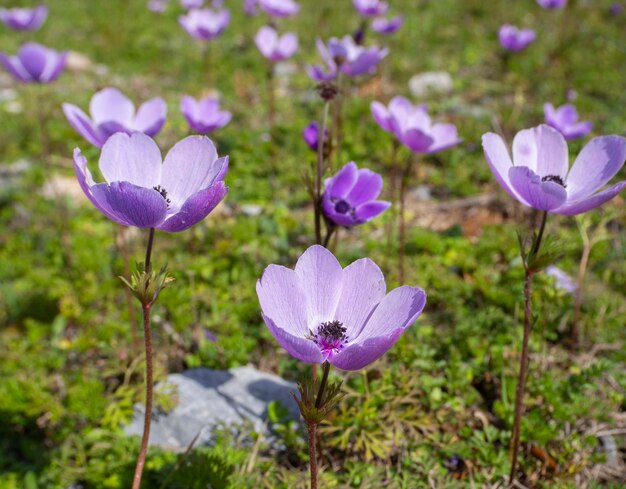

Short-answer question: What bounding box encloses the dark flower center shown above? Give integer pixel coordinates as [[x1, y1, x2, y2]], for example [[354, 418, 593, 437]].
[[153, 185, 172, 205], [307, 320, 348, 358], [334, 199, 351, 214], [541, 175, 566, 187]]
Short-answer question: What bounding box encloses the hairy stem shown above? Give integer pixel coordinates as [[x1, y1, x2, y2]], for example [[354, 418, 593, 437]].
[[314, 102, 330, 246], [307, 421, 318, 489]]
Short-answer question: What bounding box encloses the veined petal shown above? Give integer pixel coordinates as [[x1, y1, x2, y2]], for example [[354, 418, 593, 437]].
[[0, 52, 31, 81], [133, 97, 167, 136], [294, 245, 343, 329], [508, 166, 567, 211], [158, 181, 227, 232], [554, 180, 626, 215], [99, 132, 162, 188], [257, 264, 309, 337], [74, 148, 121, 223], [354, 200, 390, 222], [90, 181, 168, 228], [513, 125, 569, 179], [90, 87, 135, 126], [371, 101, 393, 132], [326, 161, 358, 198], [261, 315, 324, 364], [160, 135, 220, 209], [401, 128, 434, 152], [565, 136, 626, 202], [334, 258, 386, 339], [482, 132, 521, 201], [330, 332, 404, 370], [426, 123, 461, 153], [63, 103, 106, 148], [346, 168, 383, 206]]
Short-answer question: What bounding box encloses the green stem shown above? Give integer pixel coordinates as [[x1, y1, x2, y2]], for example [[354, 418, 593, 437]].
[[314, 102, 330, 245], [144, 228, 155, 272], [315, 361, 331, 409]]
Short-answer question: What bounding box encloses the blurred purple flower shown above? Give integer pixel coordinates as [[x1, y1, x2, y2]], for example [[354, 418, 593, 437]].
[[182, 0, 204, 8], [322, 161, 390, 228], [610, 3, 623, 15], [537, 0, 567, 9], [0, 42, 66, 84], [73, 132, 228, 232], [372, 15, 403, 34], [482, 124, 626, 215], [258, 0, 299, 17], [255, 26, 298, 61], [0, 5, 47, 31], [63, 87, 167, 148], [544, 103, 592, 140], [244, 0, 259, 15], [371, 96, 461, 154], [180, 95, 231, 133], [179, 8, 230, 40], [148, 0, 169, 12], [545, 265, 577, 294], [498, 24, 536, 52], [308, 36, 388, 81], [353, 0, 388, 17], [256, 244, 426, 370], [302, 122, 328, 152]]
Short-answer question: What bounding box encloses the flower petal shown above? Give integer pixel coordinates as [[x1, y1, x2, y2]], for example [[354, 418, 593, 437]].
[[90, 181, 168, 228], [513, 125, 568, 178], [330, 333, 404, 370], [99, 132, 162, 188], [18, 43, 47, 80], [554, 180, 626, 215], [565, 136, 626, 202], [346, 168, 383, 206], [257, 264, 309, 337], [261, 314, 324, 364], [508, 166, 568, 211], [426, 123, 461, 153], [325, 161, 358, 198], [0, 52, 31, 81], [133, 97, 167, 136], [74, 148, 121, 223], [482, 132, 522, 202], [160, 135, 221, 209], [354, 200, 391, 222], [63, 103, 106, 148], [294, 245, 343, 329], [158, 181, 227, 232], [334, 258, 386, 338], [90, 87, 135, 126], [371, 101, 393, 132], [401, 128, 434, 153]]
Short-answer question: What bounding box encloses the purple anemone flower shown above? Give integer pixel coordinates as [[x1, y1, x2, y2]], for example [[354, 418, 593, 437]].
[[244, 0, 259, 15], [180, 95, 232, 133], [544, 103, 592, 141], [256, 245, 426, 370], [302, 122, 328, 152], [498, 24, 536, 52], [371, 96, 461, 154], [482, 124, 626, 215], [148, 0, 168, 12], [353, 0, 388, 17], [182, 0, 204, 8], [255, 26, 298, 62], [545, 265, 577, 294], [537, 0, 567, 8], [322, 161, 390, 228], [372, 15, 403, 34], [0, 42, 66, 84], [258, 0, 299, 17], [0, 5, 47, 31], [308, 36, 388, 81], [73, 132, 228, 232], [179, 8, 230, 40], [62, 87, 167, 148]]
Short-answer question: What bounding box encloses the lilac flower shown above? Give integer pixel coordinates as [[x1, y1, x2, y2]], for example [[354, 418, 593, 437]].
[[180, 95, 231, 133], [537, 0, 567, 9], [73, 132, 228, 232], [302, 122, 328, 152], [545, 265, 577, 294], [258, 0, 299, 17], [182, 0, 204, 8], [0, 5, 47, 31], [371, 96, 461, 154], [372, 15, 403, 34], [544, 103, 592, 141], [498, 24, 536, 52], [322, 162, 390, 228], [610, 3, 623, 15], [255, 26, 298, 62], [353, 0, 388, 17], [308, 36, 388, 81], [179, 8, 230, 40], [256, 245, 426, 370], [482, 124, 626, 215], [148, 0, 168, 12], [0, 42, 66, 84], [244, 0, 259, 15], [62, 87, 167, 148]]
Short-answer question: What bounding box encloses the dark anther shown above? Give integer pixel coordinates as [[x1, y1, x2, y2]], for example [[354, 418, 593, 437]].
[[334, 199, 351, 214], [541, 175, 566, 187], [317, 320, 347, 343], [316, 82, 340, 101], [153, 185, 172, 204]]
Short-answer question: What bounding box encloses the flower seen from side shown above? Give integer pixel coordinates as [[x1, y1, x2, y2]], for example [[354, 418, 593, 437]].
[[0, 42, 66, 83], [180, 95, 231, 133]]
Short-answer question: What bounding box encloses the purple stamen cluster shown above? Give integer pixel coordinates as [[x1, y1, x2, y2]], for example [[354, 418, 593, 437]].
[[312, 320, 348, 357]]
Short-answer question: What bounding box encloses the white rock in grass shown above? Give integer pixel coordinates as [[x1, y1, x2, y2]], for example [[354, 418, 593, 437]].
[[408, 71, 453, 97]]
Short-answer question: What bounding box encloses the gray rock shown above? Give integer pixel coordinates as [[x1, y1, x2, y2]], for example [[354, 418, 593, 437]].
[[124, 366, 299, 451]]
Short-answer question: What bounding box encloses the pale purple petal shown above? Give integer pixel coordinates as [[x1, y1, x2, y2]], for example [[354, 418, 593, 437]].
[[63, 103, 106, 148], [554, 180, 626, 215], [158, 181, 227, 232], [533, 125, 569, 178], [562, 121, 592, 140], [401, 128, 434, 152], [133, 97, 167, 136], [262, 315, 324, 363], [39, 51, 67, 82], [325, 161, 358, 198], [90, 181, 168, 228], [0, 52, 31, 82], [354, 200, 391, 221], [99, 132, 162, 188], [331, 332, 404, 370], [482, 132, 522, 202], [565, 136, 626, 202], [346, 169, 383, 206], [160, 135, 220, 208], [426, 123, 462, 153], [18, 43, 48, 80], [294, 245, 343, 329], [508, 166, 568, 211], [90, 88, 135, 126], [73, 148, 121, 223], [371, 101, 393, 132]]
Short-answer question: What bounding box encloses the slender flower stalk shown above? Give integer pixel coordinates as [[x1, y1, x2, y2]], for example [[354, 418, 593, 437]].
[[314, 101, 330, 245], [398, 155, 413, 283]]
